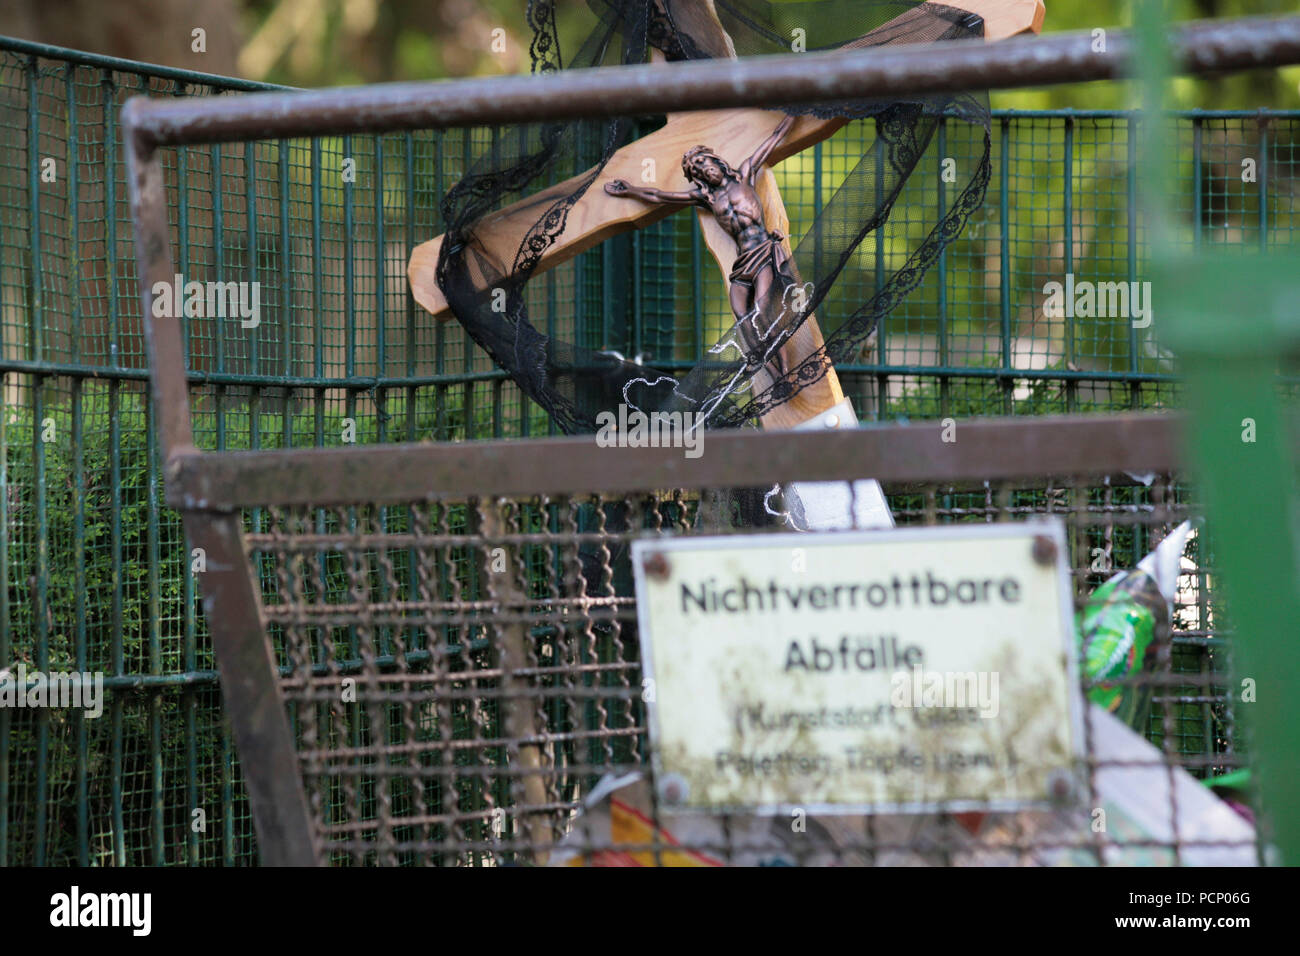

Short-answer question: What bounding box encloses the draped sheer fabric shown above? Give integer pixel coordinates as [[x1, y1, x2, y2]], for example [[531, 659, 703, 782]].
[[434, 0, 991, 436]]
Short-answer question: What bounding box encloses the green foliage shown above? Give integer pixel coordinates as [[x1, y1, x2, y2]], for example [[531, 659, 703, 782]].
[[240, 0, 1300, 112], [1, 380, 536, 864], [2, 388, 218, 864], [5, 394, 168, 664]]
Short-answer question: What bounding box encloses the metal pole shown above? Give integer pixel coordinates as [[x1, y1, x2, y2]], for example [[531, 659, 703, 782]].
[[121, 17, 1300, 149], [1140, 5, 1300, 865]]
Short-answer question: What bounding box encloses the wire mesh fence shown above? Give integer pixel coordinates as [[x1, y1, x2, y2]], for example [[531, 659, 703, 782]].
[[244, 471, 1250, 866], [0, 35, 1293, 864]]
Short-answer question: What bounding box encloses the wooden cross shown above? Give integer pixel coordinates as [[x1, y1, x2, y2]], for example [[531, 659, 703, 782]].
[[408, 0, 1044, 434]]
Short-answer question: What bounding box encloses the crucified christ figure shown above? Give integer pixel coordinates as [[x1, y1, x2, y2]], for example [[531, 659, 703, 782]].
[[604, 114, 800, 379]]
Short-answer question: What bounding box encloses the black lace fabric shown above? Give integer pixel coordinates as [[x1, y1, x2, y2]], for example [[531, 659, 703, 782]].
[[434, 0, 991, 436]]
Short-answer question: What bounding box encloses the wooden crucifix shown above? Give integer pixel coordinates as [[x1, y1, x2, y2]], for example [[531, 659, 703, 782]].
[[408, 0, 1044, 467], [602, 113, 802, 385]]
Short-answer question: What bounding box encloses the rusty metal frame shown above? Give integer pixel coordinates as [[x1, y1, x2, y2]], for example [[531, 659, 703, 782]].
[[167, 413, 1185, 511], [122, 13, 1300, 866], [123, 16, 1300, 149]]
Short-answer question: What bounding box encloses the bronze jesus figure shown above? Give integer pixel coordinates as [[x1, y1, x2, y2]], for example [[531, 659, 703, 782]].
[[604, 114, 800, 379]]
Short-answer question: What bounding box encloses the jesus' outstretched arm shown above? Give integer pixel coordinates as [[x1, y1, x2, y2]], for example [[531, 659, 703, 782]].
[[604, 179, 701, 205], [740, 114, 797, 184]]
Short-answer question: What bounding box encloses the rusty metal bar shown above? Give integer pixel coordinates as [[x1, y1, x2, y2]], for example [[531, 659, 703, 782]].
[[475, 504, 553, 863], [182, 512, 319, 865], [168, 412, 1185, 511], [120, 16, 1300, 149], [124, 119, 318, 862], [124, 115, 196, 460]]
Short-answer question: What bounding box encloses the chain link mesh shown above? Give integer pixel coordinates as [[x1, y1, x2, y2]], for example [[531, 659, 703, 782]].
[[238, 475, 1251, 866]]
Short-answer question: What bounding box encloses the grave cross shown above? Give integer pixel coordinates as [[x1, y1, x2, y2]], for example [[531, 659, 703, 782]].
[[407, 0, 1044, 523]]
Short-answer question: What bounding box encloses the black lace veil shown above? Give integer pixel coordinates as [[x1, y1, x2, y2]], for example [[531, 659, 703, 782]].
[[434, 0, 991, 436]]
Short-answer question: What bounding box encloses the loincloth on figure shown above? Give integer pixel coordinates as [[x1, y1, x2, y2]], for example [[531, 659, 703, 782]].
[[728, 228, 797, 292], [728, 229, 800, 376]]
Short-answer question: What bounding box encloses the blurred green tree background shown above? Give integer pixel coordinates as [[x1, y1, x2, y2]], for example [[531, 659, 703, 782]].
[[6, 1, 1291, 106], [232, 0, 1300, 110]]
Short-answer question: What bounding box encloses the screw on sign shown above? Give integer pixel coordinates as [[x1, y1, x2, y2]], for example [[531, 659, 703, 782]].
[[643, 551, 672, 580], [659, 774, 689, 805]]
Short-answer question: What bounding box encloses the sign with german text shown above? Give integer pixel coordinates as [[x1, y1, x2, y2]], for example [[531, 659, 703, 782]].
[[631, 521, 1083, 813]]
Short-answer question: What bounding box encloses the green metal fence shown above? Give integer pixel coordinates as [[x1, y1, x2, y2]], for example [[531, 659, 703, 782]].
[[1, 35, 1295, 864]]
